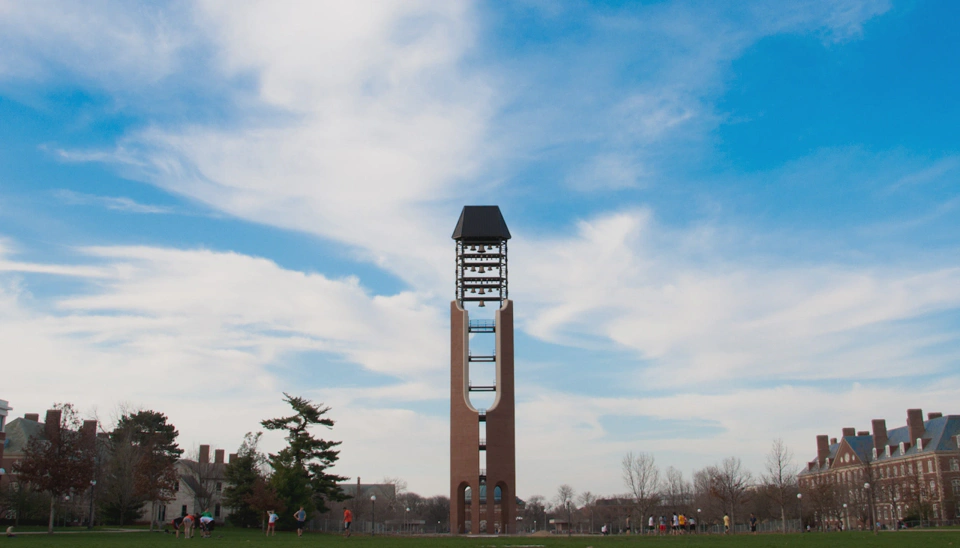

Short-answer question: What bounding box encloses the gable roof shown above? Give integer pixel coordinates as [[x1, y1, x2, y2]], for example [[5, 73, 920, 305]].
[[3, 417, 46, 455], [801, 414, 960, 475]]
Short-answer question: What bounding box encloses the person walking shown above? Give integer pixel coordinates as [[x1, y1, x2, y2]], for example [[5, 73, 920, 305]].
[[294, 506, 307, 537], [723, 514, 731, 534], [343, 507, 353, 537], [266, 510, 279, 536], [749, 513, 758, 535]]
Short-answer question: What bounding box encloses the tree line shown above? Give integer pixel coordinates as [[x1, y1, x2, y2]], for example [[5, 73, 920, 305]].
[[518, 439, 801, 535], [0, 393, 348, 534]]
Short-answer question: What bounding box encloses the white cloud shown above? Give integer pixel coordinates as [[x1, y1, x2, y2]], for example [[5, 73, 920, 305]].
[[513, 210, 960, 388], [0, 241, 450, 488]]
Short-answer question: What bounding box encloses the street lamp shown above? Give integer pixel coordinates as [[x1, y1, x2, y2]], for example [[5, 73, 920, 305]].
[[797, 493, 803, 533], [405, 507, 410, 534], [370, 495, 376, 536], [864, 482, 877, 535], [697, 508, 701, 534], [843, 503, 848, 531], [87, 480, 97, 530]]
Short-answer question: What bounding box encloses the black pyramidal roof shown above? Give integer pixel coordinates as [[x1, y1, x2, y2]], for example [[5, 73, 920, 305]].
[[451, 205, 511, 241]]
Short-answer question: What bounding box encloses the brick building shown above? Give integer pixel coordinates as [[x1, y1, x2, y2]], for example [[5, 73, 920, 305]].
[[0, 407, 98, 488], [799, 408, 960, 528]]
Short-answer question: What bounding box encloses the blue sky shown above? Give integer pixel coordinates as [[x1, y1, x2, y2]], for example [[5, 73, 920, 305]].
[[2, 0, 960, 498]]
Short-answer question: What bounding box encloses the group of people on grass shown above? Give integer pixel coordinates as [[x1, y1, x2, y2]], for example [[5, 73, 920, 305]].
[[170, 509, 216, 539], [648, 512, 697, 534], [169, 505, 352, 538]]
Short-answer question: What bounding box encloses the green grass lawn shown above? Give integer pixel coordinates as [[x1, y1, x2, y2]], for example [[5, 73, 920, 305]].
[[2, 530, 959, 547]]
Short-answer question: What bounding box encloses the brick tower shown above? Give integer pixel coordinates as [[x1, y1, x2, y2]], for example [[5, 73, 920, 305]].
[[450, 206, 516, 535]]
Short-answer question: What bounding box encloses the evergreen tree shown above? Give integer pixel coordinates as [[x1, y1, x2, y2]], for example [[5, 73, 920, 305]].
[[223, 432, 266, 527], [262, 393, 348, 528], [101, 410, 182, 528]]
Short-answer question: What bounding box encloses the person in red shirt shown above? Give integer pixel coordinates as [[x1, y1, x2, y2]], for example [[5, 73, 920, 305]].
[[343, 507, 353, 537]]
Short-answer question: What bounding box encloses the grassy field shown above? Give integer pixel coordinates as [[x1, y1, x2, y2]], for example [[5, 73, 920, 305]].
[[2, 530, 960, 548]]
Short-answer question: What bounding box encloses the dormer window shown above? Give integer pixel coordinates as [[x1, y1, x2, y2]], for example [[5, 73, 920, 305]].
[[886, 446, 892, 457], [900, 442, 906, 455], [872, 447, 878, 460]]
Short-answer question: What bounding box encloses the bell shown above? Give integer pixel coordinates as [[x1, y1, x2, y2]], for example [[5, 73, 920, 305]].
[[470, 266, 476, 272], [470, 288, 476, 293], [478, 245, 486, 253], [479, 288, 485, 295], [478, 266, 485, 274], [479, 301, 485, 307], [469, 245, 476, 251]]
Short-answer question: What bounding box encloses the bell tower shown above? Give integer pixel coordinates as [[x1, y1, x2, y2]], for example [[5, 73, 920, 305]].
[[450, 206, 516, 535]]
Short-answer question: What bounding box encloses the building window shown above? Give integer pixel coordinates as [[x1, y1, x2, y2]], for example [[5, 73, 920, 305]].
[[931, 480, 936, 493], [216, 482, 222, 493], [934, 504, 939, 519], [929, 461, 934, 474], [215, 504, 221, 518], [181, 505, 187, 517], [951, 459, 959, 472], [174, 481, 179, 492], [952, 479, 960, 496]]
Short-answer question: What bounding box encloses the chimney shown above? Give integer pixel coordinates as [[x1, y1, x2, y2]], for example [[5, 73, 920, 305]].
[[44, 409, 62, 443], [830, 437, 838, 445], [199, 444, 210, 464], [872, 419, 888, 455], [842, 427, 856, 437], [817, 435, 830, 465], [229, 453, 237, 464], [928, 412, 943, 420], [214, 449, 225, 464], [857, 431, 869, 436], [80, 420, 98, 449], [24, 413, 39, 422], [907, 409, 925, 443]]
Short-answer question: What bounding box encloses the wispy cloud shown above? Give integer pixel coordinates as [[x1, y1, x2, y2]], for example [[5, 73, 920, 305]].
[[54, 189, 174, 214]]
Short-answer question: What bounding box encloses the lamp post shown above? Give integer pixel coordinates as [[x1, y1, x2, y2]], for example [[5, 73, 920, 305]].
[[842, 503, 848, 531], [797, 493, 803, 533], [87, 480, 97, 530], [697, 508, 701, 534], [405, 507, 410, 534], [370, 495, 376, 536], [864, 482, 877, 535]]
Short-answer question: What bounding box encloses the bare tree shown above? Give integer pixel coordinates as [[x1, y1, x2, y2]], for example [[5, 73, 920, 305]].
[[554, 484, 576, 534], [707, 457, 753, 532], [577, 491, 597, 533], [664, 466, 693, 511], [622, 451, 660, 533], [523, 495, 547, 532], [763, 438, 798, 533], [181, 448, 220, 514], [805, 473, 837, 532]]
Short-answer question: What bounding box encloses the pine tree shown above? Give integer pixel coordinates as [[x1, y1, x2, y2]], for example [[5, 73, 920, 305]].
[[262, 393, 348, 528], [223, 432, 266, 527]]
